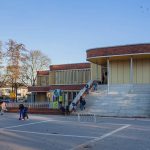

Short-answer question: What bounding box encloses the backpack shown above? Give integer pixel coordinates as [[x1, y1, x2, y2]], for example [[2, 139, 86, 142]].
[[82, 100, 86, 105]]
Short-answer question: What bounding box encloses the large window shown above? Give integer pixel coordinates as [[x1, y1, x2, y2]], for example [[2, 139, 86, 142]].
[[55, 69, 91, 85]]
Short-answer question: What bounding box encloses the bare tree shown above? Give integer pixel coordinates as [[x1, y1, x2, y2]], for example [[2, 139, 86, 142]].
[[0, 41, 8, 88], [0, 39, 51, 102], [21, 50, 51, 86], [5, 39, 27, 101]]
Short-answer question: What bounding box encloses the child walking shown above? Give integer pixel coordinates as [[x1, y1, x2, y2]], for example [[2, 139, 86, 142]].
[[18, 104, 24, 120], [23, 106, 29, 120], [0, 101, 7, 115]]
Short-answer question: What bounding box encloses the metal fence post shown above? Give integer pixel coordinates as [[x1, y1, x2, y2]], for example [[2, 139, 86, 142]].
[[78, 113, 80, 122], [94, 114, 96, 123]]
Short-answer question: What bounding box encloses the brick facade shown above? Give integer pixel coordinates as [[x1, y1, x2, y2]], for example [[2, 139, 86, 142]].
[[50, 63, 90, 71], [37, 70, 49, 75], [87, 44, 150, 58], [28, 84, 85, 92], [29, 62, 90, 93]]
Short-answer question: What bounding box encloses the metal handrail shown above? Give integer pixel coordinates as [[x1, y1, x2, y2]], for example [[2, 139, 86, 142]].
[[69, 80, 93, 111]]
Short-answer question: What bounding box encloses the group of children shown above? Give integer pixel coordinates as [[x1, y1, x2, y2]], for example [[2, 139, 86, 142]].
[[0, 102, 28, 120], [19, 104, 29, 120]]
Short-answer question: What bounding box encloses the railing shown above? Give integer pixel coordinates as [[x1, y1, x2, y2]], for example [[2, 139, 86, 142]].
[[6, 102, 54, 109], [69, 80, 93, 111]]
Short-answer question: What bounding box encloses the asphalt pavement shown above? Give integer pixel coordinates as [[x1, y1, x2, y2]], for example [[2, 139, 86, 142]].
[[0, 113, 150, 150]]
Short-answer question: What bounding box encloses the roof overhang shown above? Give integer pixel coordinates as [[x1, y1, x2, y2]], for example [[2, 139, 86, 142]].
[[86, 44, 150, 65], [87, 53, 150, 65]]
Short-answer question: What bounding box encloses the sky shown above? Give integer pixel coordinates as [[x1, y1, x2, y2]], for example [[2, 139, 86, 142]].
[[0, 0, 150, 65]]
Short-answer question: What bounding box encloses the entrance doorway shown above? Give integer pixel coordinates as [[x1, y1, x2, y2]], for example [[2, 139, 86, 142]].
[[101, 66, 107, 84]]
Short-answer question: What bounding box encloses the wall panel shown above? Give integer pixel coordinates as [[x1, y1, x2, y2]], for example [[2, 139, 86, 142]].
[[91, 63, 101, 81], [111, 61, 118, 83], [117, 61, 124, 83], [133, 59, 137, 83], [136, 59, 143, 83], [123, 61, 130, 83]]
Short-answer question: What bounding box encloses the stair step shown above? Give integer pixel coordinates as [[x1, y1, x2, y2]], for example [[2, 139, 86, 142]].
[[74, 84, 150, 117]]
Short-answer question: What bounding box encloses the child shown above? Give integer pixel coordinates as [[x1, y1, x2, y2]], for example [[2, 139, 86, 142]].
[[93, 81, 98, 91], [85, 84, 89, 94], [19, 104, 24, 120], [0, 101, 7, 115], [72, 102, 77, 112], [23, 106, 29, 120]]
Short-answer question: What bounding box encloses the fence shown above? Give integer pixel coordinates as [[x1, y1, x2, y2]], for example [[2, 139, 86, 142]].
[[6, 102, 55, 109]]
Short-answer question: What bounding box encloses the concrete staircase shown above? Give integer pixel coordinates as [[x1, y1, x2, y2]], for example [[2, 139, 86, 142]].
[[75, 84, 150, 117]]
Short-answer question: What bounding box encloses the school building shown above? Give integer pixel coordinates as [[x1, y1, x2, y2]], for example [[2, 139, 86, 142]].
[[28, 43, 150, 109], [87, 44, 150, 88], [28, 63, 91, 107]]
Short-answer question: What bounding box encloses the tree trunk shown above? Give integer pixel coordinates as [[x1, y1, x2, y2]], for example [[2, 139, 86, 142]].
[[15, 83, 18, 102]]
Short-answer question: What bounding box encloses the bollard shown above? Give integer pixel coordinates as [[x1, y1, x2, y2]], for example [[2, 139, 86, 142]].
[[94, 114, 96, 123], [78, 113, 80, 122]]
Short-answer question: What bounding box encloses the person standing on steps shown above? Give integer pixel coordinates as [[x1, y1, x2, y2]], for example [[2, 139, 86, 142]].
[[72, 102, 77, 112], [80, 96, 86, 110], [85, 84, 89, 94], [93, 81, 98, 91]]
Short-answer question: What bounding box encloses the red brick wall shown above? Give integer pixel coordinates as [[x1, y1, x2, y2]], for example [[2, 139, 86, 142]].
[[50, 63, 90, 71], [87, 44, 150, 58], [28, 84, 85, 92], [37, 70, 49, 75]]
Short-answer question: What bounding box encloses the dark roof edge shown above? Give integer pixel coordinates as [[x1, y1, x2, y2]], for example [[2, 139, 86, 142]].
[[86, 43, 150, 52], [50, 62, 90, 67]]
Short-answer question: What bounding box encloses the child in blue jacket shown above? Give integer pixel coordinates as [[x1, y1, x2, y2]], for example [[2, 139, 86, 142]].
[[23, 107, 29, 120]]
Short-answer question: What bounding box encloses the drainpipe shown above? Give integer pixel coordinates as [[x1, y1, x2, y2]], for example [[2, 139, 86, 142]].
[[96, 64, 98, 80], [130, 56, 133, 84], [107, 58, 110, 93]]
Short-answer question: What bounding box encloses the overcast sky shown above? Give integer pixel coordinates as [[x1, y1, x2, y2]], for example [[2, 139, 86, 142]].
[[0, 0, 150, 65]]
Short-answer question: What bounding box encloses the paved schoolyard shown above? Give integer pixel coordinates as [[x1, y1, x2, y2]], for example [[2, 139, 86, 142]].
[[0, 113, 150, 150]]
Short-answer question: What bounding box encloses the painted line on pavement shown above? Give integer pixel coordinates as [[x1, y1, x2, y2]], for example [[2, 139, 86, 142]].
[[0, 119, 93, 130], [85, 122, 128, 126], [70, 124, 130, 150], [1, 118, 126, 130], [4, 128, 98, 139], [1, 120, 53, 129]]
